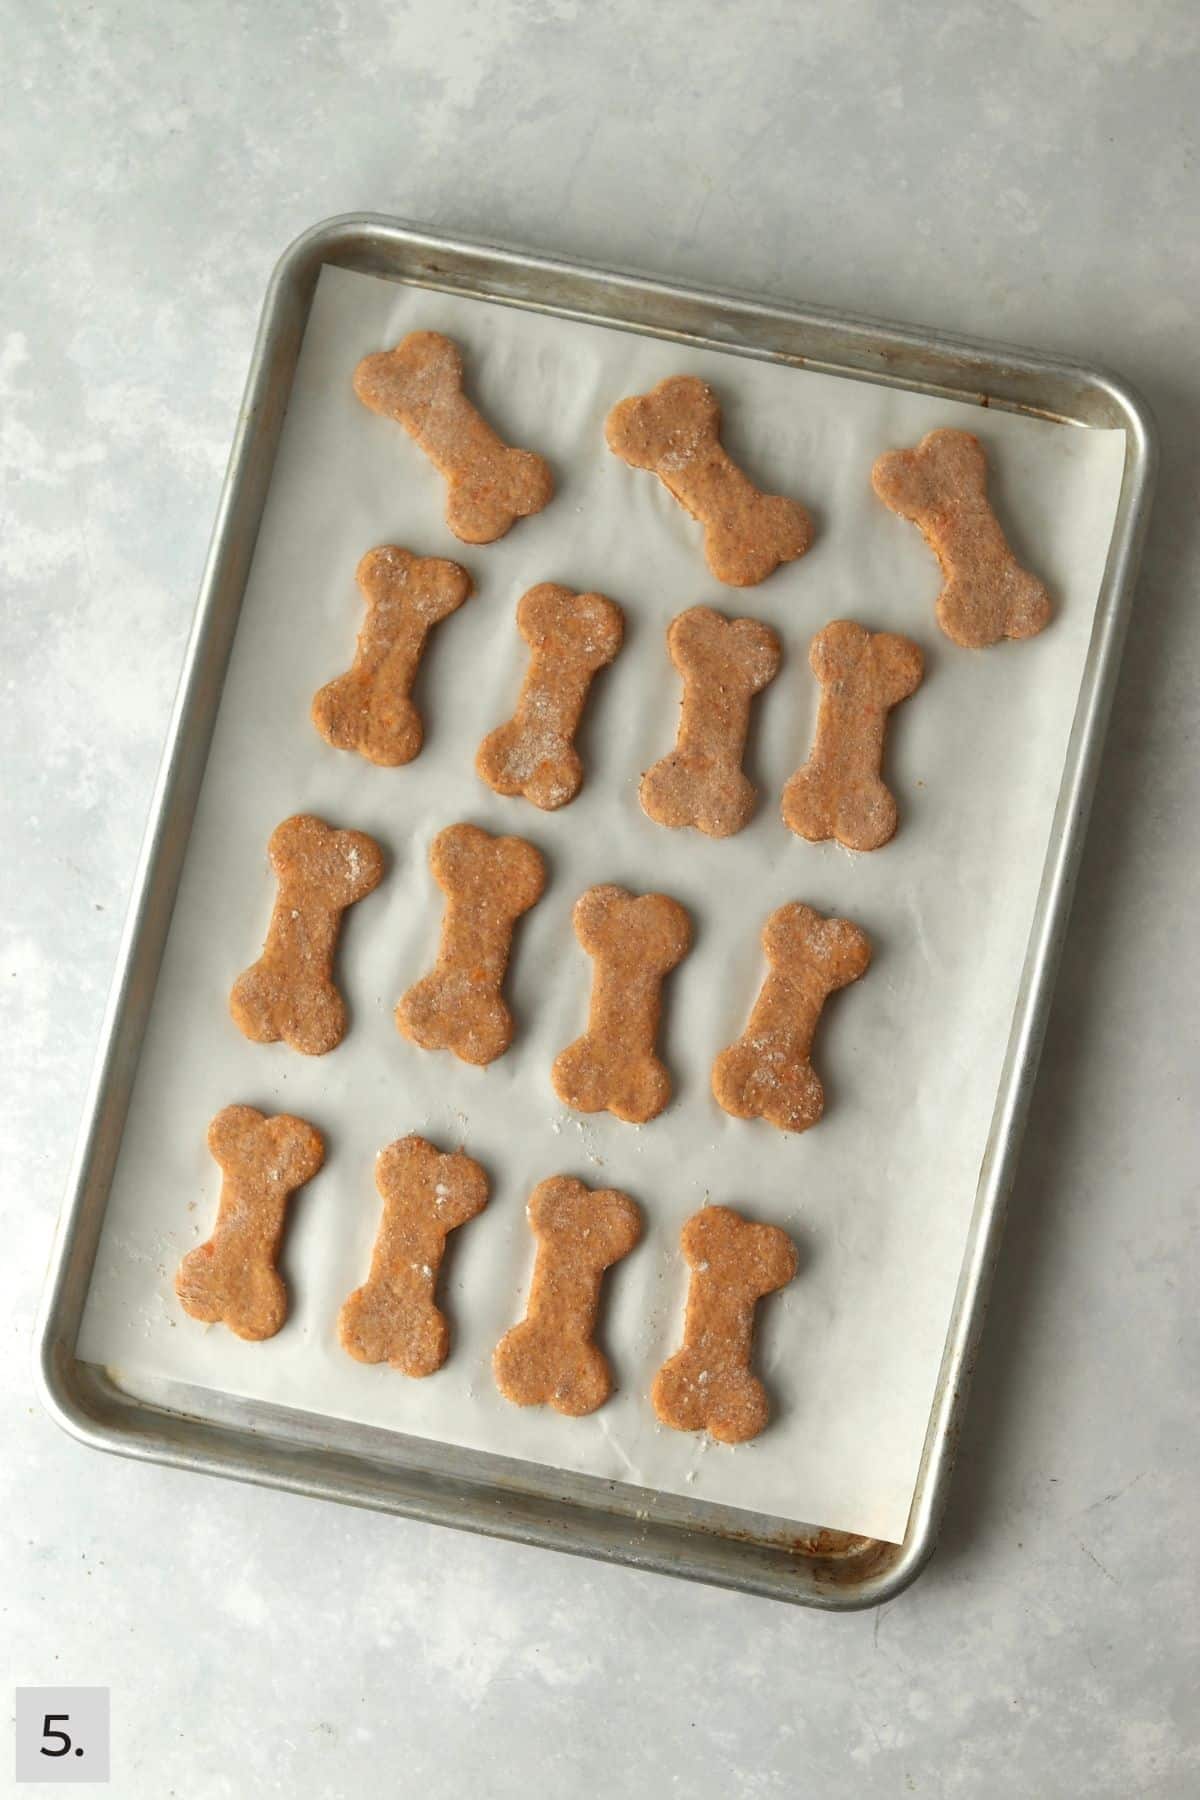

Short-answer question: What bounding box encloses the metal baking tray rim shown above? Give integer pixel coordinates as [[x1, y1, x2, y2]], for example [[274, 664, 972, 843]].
[[34, 213, 1157, 1611]]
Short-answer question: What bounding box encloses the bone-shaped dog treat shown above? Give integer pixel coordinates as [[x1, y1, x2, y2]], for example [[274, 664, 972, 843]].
[[229, 814, 384, 1056], [475, 583, 624, 810], [493, 1176, 641, 1415], [312, 545, 473, 766], [605, 375, 813, 586], [640, 606, 781, 838], [552, 885, 692, 1124], [712, 902, 871, 1133], [353, 331, 554, 545], [175, 1105, 325, 1341], [338, 1134, 488, 1377], [651, 1204, 798, 1443], [871, 427, 1052, 648], [781, 619, 923, 852], [397, 822, 545, 1066]]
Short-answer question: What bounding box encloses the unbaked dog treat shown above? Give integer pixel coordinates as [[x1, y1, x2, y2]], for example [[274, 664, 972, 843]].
[[712, 902, 871, 1133], [871, 427, 1052, 648], [493, 1176, 641, 1416], [175, 1105, 325, 1342], [353, 331, 554, 544], [552, 885, 692, 1124], [651, 1204, 798, 1444], [396, 822, 545, 1065], [475, 583, 624, 810], [640, 605, 781, 838], [312, 545, 472, 766], [605, 375, 813, 586], [338, 1135, 488, 1377], [781, 620, 923, 851], [230, 814, 384, 1056]]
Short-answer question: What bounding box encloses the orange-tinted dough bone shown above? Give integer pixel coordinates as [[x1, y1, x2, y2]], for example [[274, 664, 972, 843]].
[[552, 885, 692, 1124], [175, 1105, 325, 1341], [641, 605, 781, 838], [782, 620, 923, 851], [652, 1205, 798, 1443], [493, 1176, 641, 1416], [229, 815, 384, 1056], [606, 375, 812, 586], [354, 331, 553, 544], [312, 546, 472, 767], [871, 428, 1052, 648], [476, 583, 623, 810], [339, 1135, 488, 1376], [397, 823, 545, 1066], [712, 903, 870, 1133]]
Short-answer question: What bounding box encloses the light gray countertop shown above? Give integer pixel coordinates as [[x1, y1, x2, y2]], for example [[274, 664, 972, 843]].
[[3, 2, 1197, 1794]]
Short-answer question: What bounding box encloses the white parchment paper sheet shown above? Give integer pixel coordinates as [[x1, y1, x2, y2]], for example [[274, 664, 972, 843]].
[[78, 265, 1126, 1543]]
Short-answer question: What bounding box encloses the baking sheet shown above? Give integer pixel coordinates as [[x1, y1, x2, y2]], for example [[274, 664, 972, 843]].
[[77, 265, 1126, 1544]]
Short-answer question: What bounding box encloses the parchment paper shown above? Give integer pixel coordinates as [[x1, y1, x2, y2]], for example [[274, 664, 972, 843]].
[[77, 265, 1126, 1543]]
